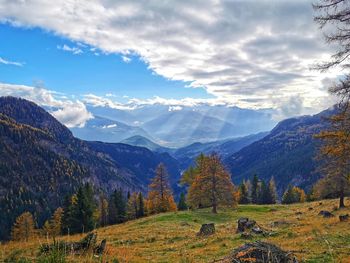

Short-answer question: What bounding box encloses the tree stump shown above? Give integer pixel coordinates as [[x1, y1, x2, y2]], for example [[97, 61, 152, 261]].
[[94, 239, 107, 256], [339, 214, 349, 222], [197, 223, 215, 236], [237, 217, 256, 233], [217, 241, 298, 263]]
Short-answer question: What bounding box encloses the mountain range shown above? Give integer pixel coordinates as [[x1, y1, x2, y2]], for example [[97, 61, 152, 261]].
[[73, 104, 276, 147], [0, 96, 334, 240], [0, 97, 180, 240]]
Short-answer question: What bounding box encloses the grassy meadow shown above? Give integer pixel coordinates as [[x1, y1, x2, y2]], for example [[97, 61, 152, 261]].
[[1, 198, 350, 262]]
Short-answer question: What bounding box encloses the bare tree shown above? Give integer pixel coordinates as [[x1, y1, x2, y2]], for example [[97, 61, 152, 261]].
[[314, 0, 350, 70]]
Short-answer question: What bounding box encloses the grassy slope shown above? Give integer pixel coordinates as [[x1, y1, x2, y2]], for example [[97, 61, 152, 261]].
[[1, 199, 350, 262]]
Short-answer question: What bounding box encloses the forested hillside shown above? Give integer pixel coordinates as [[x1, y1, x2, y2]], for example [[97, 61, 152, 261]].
[[225, 108, 335, 194], [0, 97, 181, 240]]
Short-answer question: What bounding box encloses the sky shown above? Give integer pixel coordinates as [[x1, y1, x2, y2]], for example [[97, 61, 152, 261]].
[[0, 0, 342, 127]]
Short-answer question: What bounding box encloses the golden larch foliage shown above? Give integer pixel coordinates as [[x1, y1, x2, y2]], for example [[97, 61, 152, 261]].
[[11, 211, 35, 241]]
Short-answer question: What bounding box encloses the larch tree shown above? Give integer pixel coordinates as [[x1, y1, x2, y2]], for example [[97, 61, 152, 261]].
[[147, 163, 177, 214], [312, 0, 350, 208], [181, 154, 209, 209], [11, 212, 35, 241], [315, 111, 350, 208], [268, 177, 277, 204], [187, 153, 238, 213], [43, 207, 63, 237]]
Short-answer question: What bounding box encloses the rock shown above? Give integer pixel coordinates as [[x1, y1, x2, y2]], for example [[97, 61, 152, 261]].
[[318, 210, 335, 218], [339, 214, 349, 222], [308, 207, 313, 211], [217, 241, 298, 263], [236, 217, 256, 233], [295, 211, 302, 215], [197, 223, 215, 236], [319, 202, 323, 205]]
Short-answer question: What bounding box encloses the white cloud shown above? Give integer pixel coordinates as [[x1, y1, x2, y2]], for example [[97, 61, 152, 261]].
[[0, 82, 93, 127], [0, 56, 24, 66], [83, 93, 136, 110], [51, 101, 93, 128], [0, 0, 339, 114], [168, 105, 182, 111], [122, 56, 131, 63], [101, 123, 117, 129], [57, 44, 83, 55]]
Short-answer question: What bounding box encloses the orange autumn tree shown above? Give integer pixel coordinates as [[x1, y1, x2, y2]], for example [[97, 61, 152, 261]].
[[146, 163, 177, 214], [315, 107, 350, 208], [186, 153, 238, 213]]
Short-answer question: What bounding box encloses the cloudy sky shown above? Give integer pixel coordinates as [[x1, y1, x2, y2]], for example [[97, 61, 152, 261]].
[[0, 0, 341, 127]]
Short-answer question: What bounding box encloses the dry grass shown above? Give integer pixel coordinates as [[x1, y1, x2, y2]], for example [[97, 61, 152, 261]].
[[1, 198, 350, 262]]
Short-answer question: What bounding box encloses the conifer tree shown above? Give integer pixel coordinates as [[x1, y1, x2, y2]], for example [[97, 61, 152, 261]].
[[99, 195, 108, 227], [187, 153, 238, 213], [75, 183, 96, 233], [127, 192, 139, 220], [137, 192, 145, 218], [62, 183, 96, 234], [177, 192, 188, 211], [108, 193, 118, 225], [239, 182, 250, 204], [61, 194, 77, 235], [115, 189, 126, 223], [282, 185, 306, 204], [258, 180, 270, 204], [11, 212, 35, 241], [282, 185, 295, 204], [147, 163, 177, 214], [251, 174, 259, 204]]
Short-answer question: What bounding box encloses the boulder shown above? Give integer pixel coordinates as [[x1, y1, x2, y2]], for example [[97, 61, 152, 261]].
[[217, 241, 298, 263], [339, 214, 349, 222], [197, 223, 215, 236], [318, 210, 335, 218]]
